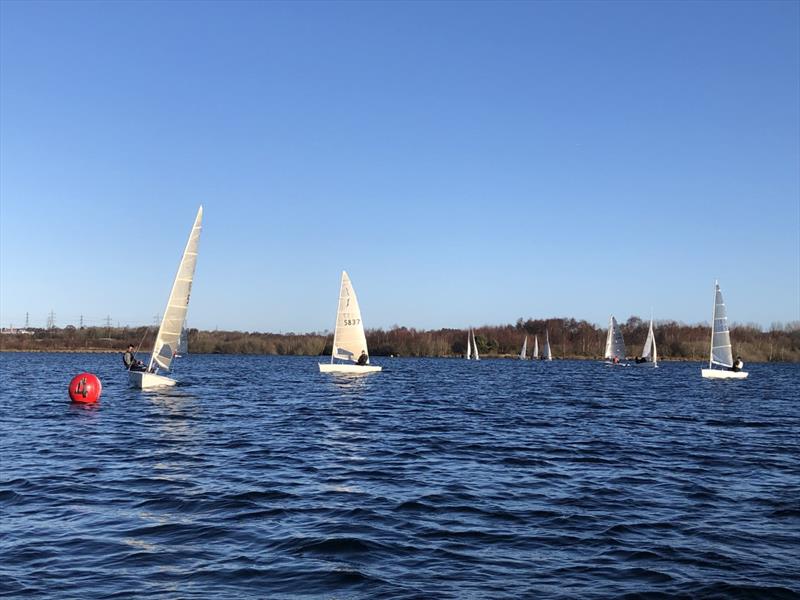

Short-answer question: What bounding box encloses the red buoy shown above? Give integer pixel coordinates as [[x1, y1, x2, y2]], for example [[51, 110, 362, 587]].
[[68, 373, 102, 403]]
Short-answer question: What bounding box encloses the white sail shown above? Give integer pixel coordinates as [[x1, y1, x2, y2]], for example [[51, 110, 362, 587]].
[[544, 329, 553, 361], [331, 271, 370, 363], [604, 316, 626, 360], [533, 335, 539, 359], [709, 282, 733, 368], [519, 336, 528, 359], [177, 324, 188, 356], [148, 206, 203, 372], [472, 329, 480, 361], [641, 318, 657, 366], [466, 329, 472, 360]]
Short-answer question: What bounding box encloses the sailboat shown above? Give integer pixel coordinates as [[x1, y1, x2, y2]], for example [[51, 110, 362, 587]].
[[466, 329, 472, 360], [129, 206, 203, 389], [519, 336, 528, 359], [543, 329, 553, 361], [532, 335, 539, 360], [319, 271, 381, 374], [604, 315, 627, 364], [636, 317, 658, 367], [701, 281, 748, 379], [472, 329, 480, 361]]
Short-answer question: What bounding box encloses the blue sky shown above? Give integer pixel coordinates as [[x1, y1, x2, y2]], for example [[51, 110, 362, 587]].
[[1, 1, 798, 332]]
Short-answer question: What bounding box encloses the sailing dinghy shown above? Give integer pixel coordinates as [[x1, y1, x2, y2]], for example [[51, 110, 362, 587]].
[[604, 316, 627, 364], [701, 282, 748, 379], [472, 329, 480, 361], [319, 271, 381, 374], [466, 329, 472, 360], [532, 335, 539, 360], [542, 329, 553, 361], [519, 336, 528, 359], [636, 318, 658, 367], [129, 206, 203, 389]]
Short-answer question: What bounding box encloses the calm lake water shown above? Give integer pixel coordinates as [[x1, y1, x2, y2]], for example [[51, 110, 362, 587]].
[[1, 353, 798, 599]]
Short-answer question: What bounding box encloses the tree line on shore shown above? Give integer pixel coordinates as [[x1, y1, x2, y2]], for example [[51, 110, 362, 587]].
[[2, 317, 799, 362]]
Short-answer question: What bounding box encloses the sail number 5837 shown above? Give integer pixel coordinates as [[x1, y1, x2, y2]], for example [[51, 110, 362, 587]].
[[343, 318, 361, 326]]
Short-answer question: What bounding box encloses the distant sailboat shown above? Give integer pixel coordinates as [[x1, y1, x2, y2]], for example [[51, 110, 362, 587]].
[[519, 336, 528, 359], [472, 329, 480, 361], [543, 329, 553, 361], [129, 206, 203, 389], [174, 325, 189, 359], [604, 315, 627, 364], [637, 317, 657, 367], [532, 335, 539, 360], [319, 271, 381, 374], [701, 282, 748, 379], [466, 329, 472, 360]]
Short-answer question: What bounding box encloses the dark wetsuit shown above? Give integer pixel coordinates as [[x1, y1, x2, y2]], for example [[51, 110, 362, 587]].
[[124, 350, 146, 371], [356, 353, 368, 366]]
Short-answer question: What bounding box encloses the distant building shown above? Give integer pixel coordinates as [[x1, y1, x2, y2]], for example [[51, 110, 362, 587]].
[[1, 328, 34, 335]]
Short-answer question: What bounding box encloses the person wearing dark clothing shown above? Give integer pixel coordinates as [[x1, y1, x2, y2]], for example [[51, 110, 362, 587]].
[[123, 345, 146, 371], [356, 350, 368, 366], [635, 356, 647, 364], [732, 356, 744, 372]]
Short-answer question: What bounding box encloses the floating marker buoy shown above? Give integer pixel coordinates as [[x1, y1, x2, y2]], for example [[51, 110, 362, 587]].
[[68, 373, 102, 403]]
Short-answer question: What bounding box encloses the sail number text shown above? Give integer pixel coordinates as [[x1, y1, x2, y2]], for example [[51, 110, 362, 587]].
[[343, 318, 361, 326]]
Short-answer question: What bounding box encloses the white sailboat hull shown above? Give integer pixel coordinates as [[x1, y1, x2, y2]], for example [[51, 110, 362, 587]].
[[319, 364, 382, 374], [129, 371, 178, 388], [701, 368, 748, 380]]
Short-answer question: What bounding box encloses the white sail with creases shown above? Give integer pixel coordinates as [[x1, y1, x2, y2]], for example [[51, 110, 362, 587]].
[[148, 206, 203, 372], [709, 282, 733, 368], [519, 336, 528, 359], [472, 329, 480, 361], [604, 316, 626, 360], [331, 271, 370, 364], [466, 329, 472, 360], [533, 335, 539, 359], [544, 330, 553, 361], [641, 318, 657, 366]]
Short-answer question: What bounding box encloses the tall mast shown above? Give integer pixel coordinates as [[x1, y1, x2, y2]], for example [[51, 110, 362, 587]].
[[708, 281, 717, 369]]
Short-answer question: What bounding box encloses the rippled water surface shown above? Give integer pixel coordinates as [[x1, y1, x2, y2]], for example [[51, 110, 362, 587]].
[[1, 353, 798, 598]]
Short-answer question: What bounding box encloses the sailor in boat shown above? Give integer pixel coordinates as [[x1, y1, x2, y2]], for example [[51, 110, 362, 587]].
[[732, 356, 744, 372], [613, 356, 620, 365], [356, 350, 368, 366], [635, 356, 647, 364], [123, 344, 147, 372]]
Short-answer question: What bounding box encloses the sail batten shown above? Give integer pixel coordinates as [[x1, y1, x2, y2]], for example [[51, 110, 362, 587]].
[[148, 206, 203, 373]]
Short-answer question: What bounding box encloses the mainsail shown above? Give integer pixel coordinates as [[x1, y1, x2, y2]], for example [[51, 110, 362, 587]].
[[331, 271, 370, 363], [641, 318, 657, 365], [472, 329, 480, 361], [544, 330, 553, 361], [533, 335, 539, 359], [466, 329, 472, 360], [709, 282, 733, 368], [519, 336, 528, 359], [149, 206, 203, 372], [604, 316, 626, 360]]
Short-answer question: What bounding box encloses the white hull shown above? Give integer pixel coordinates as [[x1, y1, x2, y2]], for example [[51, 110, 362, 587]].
[[129, 371, 178, 388], [701, 368, 748, 379], [319, 364, 382, 374]]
